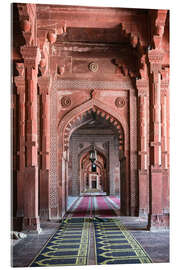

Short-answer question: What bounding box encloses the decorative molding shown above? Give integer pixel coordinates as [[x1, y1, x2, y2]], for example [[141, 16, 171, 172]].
[[136, 79, 149, 89], [49, 77, 58, 209], [148, 49, 164, 63], [54, 79, 133, 90]]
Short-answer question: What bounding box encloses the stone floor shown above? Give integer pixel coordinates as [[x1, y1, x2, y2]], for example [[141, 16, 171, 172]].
[[12, 216, 169, 267]]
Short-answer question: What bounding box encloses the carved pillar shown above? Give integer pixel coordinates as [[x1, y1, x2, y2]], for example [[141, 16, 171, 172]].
[[38, 76, 50, 219], [161, 81, 169, 170], [65, 151, 69, 212], [14, 64, 26, 226], [129, 90, 138, 216], [109, 139, 115, 195], [72, 139, 79, 195], [61, 154, 66, 217], [20, 45, 41, 232], [161, 74, 170, 215], [136, 80, 149, 216], [148, 49, 169, 230]]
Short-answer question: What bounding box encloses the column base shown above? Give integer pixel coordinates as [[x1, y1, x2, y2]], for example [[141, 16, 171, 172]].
[[147, 213, 169, 231], [49, 207, 60, 221], [23, 217, 41, 233], [138, 209, 148, 217]]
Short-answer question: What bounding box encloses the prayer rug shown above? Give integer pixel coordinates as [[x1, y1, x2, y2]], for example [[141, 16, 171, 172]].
[[93, 218, 152, 265], [69, 196, 92, 217], [108, 196, 120, 208], [30, 218, 90, 267], [93, 196, 117, 217]]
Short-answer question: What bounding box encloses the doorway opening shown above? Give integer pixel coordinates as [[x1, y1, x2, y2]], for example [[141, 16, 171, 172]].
[[58, 103, 128, 216]]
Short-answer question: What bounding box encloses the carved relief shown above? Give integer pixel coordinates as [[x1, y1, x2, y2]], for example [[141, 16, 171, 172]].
[[61, 96, 71, 108], [88, 62, 99, 72], [16, 63, 25, 77], [115, 97, 126, 108]]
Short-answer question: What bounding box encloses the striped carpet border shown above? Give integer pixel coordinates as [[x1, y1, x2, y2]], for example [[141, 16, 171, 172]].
[[29, 218, 90, 267], [93, 218, 152, 265]]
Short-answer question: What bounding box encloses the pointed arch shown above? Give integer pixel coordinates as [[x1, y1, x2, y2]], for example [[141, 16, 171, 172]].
[[58, 98, 128, 154], [78, 144, 107, 162]]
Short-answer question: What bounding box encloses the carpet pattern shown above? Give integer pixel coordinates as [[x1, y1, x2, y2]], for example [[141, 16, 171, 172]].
[[30, 196, 152, 267], [30, 218, 90, 267], [108, 196, 120, 208], [93, 196, 117, 217], [68, 196, 119, 218], [94, 218, 152, 265]]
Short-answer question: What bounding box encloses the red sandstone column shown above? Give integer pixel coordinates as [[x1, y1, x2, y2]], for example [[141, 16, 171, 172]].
[[38, 76, 50, 219], [21, 45, 41, 232], [161, 73, 170, 216], [65, 154, 69, 212], [58, 154, 66, 218], [14, 64, 26, 224], [136, 80, 149, 216], [148, 49, 168, 230]]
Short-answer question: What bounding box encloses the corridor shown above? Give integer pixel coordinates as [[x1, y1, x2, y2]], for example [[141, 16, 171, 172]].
[[12, 3, 170, 267]]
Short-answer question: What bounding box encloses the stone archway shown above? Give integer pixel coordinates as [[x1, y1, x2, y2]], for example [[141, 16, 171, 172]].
[[78, 146, 108, 194], [56, 97, 130, 216]]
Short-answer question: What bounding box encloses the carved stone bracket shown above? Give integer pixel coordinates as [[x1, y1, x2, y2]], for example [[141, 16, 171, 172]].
[[17, 3, 36, 46], [154, 10, 168, 48]]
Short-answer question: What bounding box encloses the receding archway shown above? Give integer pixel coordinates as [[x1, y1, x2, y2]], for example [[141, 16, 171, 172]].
[[79, 146, 108, 195], [57, 98, 130, 216]]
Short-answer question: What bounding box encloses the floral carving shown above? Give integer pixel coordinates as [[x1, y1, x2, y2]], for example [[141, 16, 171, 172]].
[[115, 97, 126, 108], [88, 62, 98, 72], [61, 96, 71, 107]]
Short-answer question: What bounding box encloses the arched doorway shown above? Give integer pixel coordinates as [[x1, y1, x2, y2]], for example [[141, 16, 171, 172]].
[[57, 98, 130, 216], [79, 146, 108, 195]]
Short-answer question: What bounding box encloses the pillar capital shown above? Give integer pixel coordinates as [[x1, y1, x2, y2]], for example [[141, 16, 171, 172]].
[[148, 49, 164, 73], [136, 79, 149, 96], [14, 77, 25, 94], [38, 76, 51, 95], [20, 46, 41, 68]]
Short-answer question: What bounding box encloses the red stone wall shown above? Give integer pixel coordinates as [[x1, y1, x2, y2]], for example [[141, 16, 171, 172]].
[[12, 3, 169, 231]]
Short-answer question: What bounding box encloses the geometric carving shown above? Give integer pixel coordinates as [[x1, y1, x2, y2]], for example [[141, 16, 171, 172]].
[[61, 96, 71, 107], [88, 62, 99, 72], [54, 79, 132, 89], [115, 97, 126, 108]]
